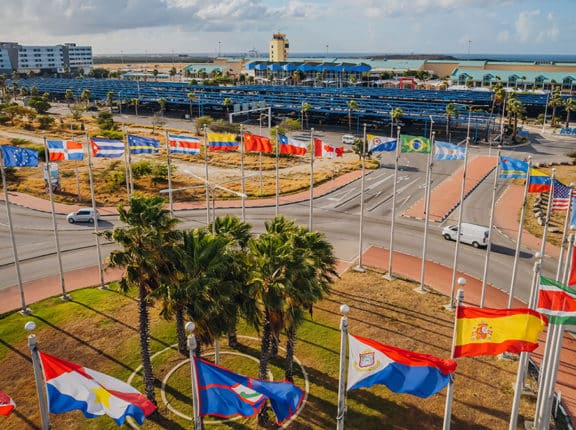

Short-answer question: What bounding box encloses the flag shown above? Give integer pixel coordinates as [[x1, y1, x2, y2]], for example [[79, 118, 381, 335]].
[[551, 180, 572, 210], [90, 138, 124, 158], [1, 145, 39, 167], [528, 168, 551, 193], [367, 134, 396, 152], [454, 307, 547, 358], [400, 135, 431, 153], [244, 133, 273, 153], [207, 132, 238, 151], [39, 352, 156, 425], [0, 391, 15, 416], [313, 137, 343, 158], [194, 357, 303, 425], [537, 276, 576, 325], [47, 140, 84, 161], [347, 334, 456, 398], [168, 133, 201, 155], [571, 247, 576, 287], [499, 156, 528, 178], [434, 141, 466, 161], [278, 134, 307, 156], [127, 134, 160, 154]]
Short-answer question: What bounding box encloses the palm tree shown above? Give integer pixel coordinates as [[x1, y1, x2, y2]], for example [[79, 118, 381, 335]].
[[80, 89, 91, 109], [391, 107, 404, 136], [564, 98, 576, 128], [106, 91, 115, 113], [506, 95, 526, 141], [445, 103, 459, 140], [157, 97, 167, 116], [187, 92, 197, 119], [64, 89, 74, 107], [486, 82, 505, 141], [549, 87, 564, 127], [130, 98, 140, 116], [222, 97, 232, 116], [301, 102, 311, 130], [347, 99, 359, 131], [100, 195, 180, 404]]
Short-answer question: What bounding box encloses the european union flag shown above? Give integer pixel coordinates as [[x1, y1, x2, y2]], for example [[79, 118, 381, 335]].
[[194, 357, 304, 425], [1, 145, 39, 167], [499, 156, 528, 178]]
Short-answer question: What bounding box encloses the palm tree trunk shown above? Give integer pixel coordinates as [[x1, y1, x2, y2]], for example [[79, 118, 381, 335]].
[[227, 311, 239, 348], [175, 305, 187, 356], [285, 326, 296, 382], [138, 286, 156, 404], [270, 335, 279, 358], [258, 311, 272, 426]]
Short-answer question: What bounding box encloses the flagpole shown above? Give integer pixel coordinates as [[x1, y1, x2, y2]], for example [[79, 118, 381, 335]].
[[74, 160, 81, 201], [447, 137, 471, 309], [186, 322, 202, 430], [26, 322, 51, 430], [309, 127, 314, 231], [164, 128, 174, 216], [204, 126, 210, 226], [442, 288, 464, 430], [385, 127, 401, 280], [240, 127, 246, 223], [555, 183, 573, 280], [355, 125, 367, 272], [418, 131, 435, 292], [508, 157, 532, 307], [480, 151, 500, 307], [86, 134, 106, 289], [508, 253, 542, 430], [275, 128, 280, 216], [43, 137, 69, 301], [0, 150, 29, 314], [539, 169, 556, 260], [122, 125, 131, 199], [336, 304, 349, 430]]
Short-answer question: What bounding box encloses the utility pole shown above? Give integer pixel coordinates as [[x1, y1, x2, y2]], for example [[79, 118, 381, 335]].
[[467, 40, 472, 55]]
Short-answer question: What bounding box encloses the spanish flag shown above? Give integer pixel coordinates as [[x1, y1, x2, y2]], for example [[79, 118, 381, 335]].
[[454, 307, 547, 358]]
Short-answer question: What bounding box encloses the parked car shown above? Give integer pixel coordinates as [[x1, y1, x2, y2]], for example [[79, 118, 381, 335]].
[[67, 208, 100, 224], [441, 223, 490, 248], [342, 134, 356, 144]]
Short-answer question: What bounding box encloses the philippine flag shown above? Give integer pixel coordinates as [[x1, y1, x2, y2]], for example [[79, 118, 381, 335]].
[[0, 391, 15, 416], [347, 334, 456, 398], [90, 138, 125, 158], [39, 352, 156, 425], [47, 140, 84, 161], [168, 133, 201, 155], [278, 134, 307, 156]]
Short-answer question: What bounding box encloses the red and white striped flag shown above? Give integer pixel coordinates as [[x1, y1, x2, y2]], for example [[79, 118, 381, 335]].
[[314, 138, 344, 158], [552, 180, 573, 211], [0, 391, 15, 416]]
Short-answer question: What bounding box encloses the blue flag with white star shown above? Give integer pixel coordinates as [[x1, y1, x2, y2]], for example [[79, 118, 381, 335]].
[[1, 145, 39, 167]]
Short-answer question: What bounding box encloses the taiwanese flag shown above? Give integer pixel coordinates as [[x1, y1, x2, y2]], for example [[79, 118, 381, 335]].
[[244, 133, 273, 153], [313, 138, 344, 158]]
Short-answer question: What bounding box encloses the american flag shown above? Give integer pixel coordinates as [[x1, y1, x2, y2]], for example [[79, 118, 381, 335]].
[[551, 180, 573, 211]]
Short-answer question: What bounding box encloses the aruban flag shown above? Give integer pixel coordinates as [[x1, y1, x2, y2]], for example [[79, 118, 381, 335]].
[[0, 391, 15, 416], [434, 141, 466, 161], [367, 134, 396, 152], [207, 133, 238, 151], [537, 276, 576, 325], [278, 134, 307, 156], [528, 168, 551, 193], [194, 357, 304, 425], [167, 133, 201, 155], [47, 140, 84, 161], [347, 334, 456, 398], [90, 138, 124, 158], [400, 135, 431, 153], [314, 138, 343, 158], [499, 156, 528, 179], [551, 180, 573, 211], [39, 352, 156, 425], [454, 306, 547, 358], [127, 134, 160, 154], [244, 133, 273, 153]]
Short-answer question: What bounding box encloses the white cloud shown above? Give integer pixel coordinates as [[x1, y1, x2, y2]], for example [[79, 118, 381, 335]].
[[514, 9, 559, 44]]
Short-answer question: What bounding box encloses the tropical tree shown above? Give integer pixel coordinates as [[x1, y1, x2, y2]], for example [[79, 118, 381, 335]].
[[187, 92, 197, 119], [292, 70, 301, 85], [506, 94, 526, 140], [445, 103, 459, 140], [157, 97, 167, 116], [80, 89, 91, 109], [100, 195, 180, 404], [301, 102, 311, 129], [130, 98, 140, 116], [64, 89, 74, 107], [169, 67, 177, 80], [549, 87, 564, 127], [106, 91, 115, 113], [564, 98, 576, 128], [152, 69, 159, 80], [391, 107, 404, 135], [222, 97, 232, 116], [486, 82, 505, 141], [347, 99, 359, 131]]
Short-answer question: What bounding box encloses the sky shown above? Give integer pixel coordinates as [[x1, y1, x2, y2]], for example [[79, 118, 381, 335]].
[[1, 0, 575, 57]]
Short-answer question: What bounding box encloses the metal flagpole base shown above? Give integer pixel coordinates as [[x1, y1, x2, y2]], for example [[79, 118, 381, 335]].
[[444, 302, 456, 311], [353, 265, 366, 273], [98, 284, 109, 290], [19, 308, 32, 315], [383, 273, 394, 281], [61, 294, 71, 301], [414, 286, 428, 294], [523, 421, 535, 430]]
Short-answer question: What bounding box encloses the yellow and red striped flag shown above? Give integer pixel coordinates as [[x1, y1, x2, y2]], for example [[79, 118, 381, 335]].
[[454, 307, 547, 358]]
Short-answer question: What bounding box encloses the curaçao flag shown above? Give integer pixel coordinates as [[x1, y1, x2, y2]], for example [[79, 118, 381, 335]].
[[207, 132, 238, 151], [0, 391, 15, 416], [278, 134, 307, 156], [499, 155, 528, 179], [194, 357, 304, 425], [434, 141, 466, 161], [528, 168, 551, 193], [400, 135, 431, 153], [127, 134, 160, 154], [537, 276, 576, 325], [367, 134, 396, 152], [90, 138, 124, 158], [347, 334, 456, 398], [39, 352, 156, 425], [168, 133, 201, 155], [47, 140, 84, 161]]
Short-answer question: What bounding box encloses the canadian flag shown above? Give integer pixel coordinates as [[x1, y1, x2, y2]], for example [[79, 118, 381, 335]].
[[313, 138, 344, 158]]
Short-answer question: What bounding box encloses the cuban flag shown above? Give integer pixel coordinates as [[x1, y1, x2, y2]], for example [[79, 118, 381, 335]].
[[47, 140, 84, 161], [168, 133, 201, 155], [313, 137, 343, 158], [0, 391, 15, 416], [367, 134, 396, 152], [39, 352, 156, 425], [207, 132, 238, 151], [194, 357, 304, 425], [433, 141, 466, 161], [278, 134, 307, 156], [347, 334, 456, 398], [127, 134, 160, 154], [90, 138, 124, 158]]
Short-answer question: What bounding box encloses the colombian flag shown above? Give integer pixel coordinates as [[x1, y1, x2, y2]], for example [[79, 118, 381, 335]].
[[207, 133, 238, 151], [528, 168, 551, 193], [454, 307, 547, 358]]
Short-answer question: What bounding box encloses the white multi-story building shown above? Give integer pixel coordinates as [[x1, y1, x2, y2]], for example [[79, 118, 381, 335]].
[[0, 42, 92, 74]]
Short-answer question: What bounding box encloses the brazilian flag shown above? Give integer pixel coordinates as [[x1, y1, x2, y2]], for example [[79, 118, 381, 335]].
[[400, 135, 431, 153]]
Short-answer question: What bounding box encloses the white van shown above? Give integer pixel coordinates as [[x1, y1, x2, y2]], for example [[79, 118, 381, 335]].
[[441, 223, 490, 248], [342, 134, 356, 144]]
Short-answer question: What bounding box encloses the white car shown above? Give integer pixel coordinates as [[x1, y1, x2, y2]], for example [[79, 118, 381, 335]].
[[342, 134, 356, 144], [67, 208, 100, 224]]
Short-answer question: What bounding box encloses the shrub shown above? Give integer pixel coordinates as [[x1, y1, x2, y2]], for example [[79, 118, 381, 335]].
[[151, 163, 169, 182], [98, 130, 123, 140], [209, 119, 240, 133], [0, 114, 9, 125], [97, 111, 117, 131], [38, 115, 55, 130], [131, 161, 153, 178]]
